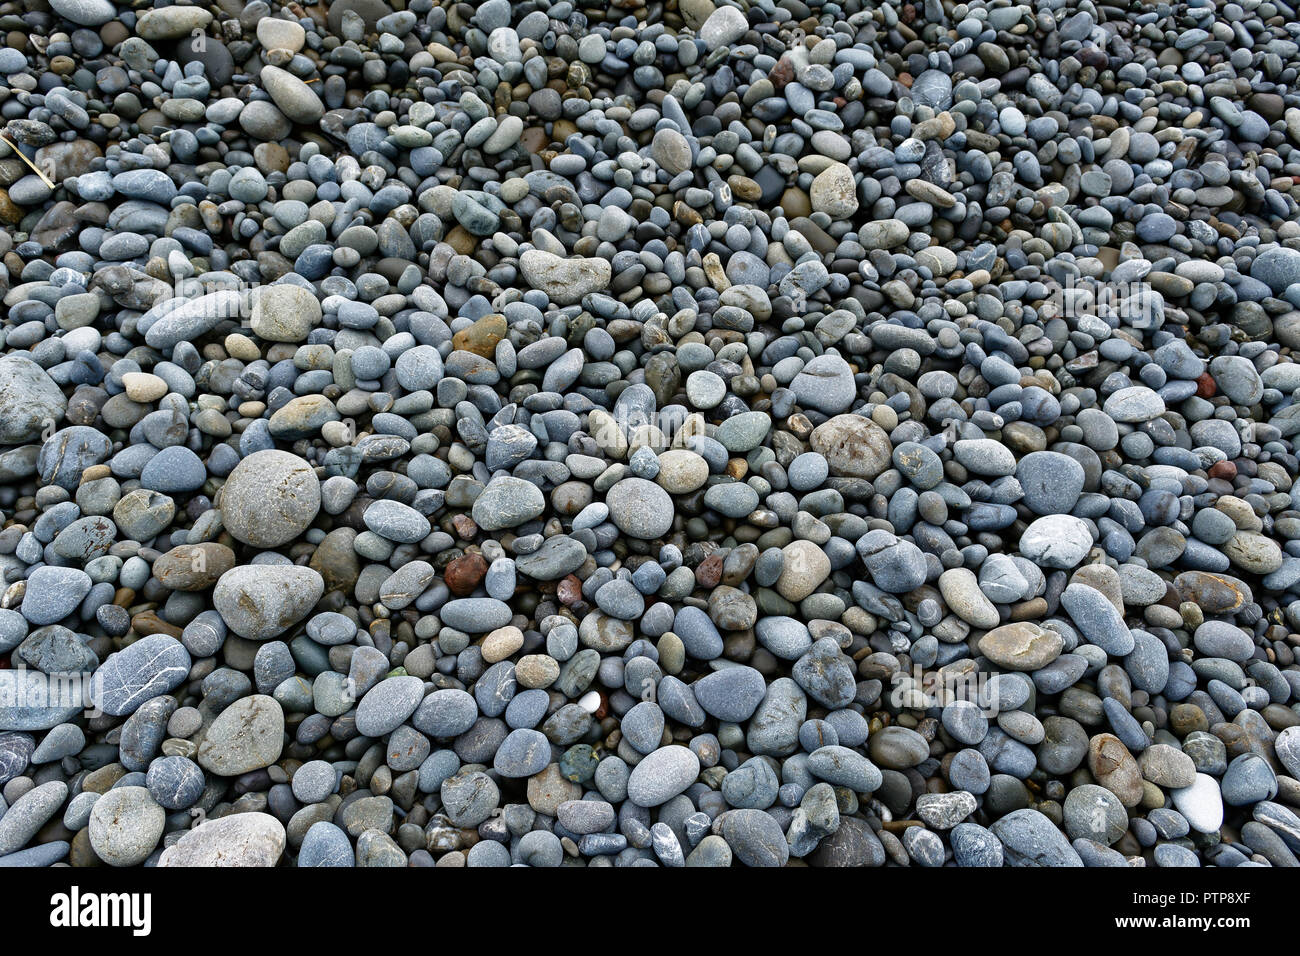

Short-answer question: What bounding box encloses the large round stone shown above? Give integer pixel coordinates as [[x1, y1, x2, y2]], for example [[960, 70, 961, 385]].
[[605, 478, 674, 539], [220, 450, 321, 548], [809, 414, 892, 478]]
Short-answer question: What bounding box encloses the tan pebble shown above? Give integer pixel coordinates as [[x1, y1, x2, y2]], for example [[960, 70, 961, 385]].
[[481, 625, 524, 663], [121, 372, 168, 403], [225, 333, 261, 361]]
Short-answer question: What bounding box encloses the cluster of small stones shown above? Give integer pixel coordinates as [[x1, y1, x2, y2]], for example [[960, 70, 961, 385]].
[[1, 0, 1300, 868]]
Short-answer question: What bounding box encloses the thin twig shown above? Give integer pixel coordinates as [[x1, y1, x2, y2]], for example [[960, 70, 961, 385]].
[[0, 132, 56, 190]]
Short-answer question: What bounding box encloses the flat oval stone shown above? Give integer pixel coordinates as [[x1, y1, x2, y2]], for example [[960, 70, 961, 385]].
[[91, 634, 191, 717]]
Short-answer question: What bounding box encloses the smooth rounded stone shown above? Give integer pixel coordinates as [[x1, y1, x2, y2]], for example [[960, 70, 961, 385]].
[[87, 786, 165, 867], [915, 791, 976, 829], [651, 128, 692, 176], [1153, 844, 1200, 868], [158, 812, 286, 867], [857, 532, 927, 593], [0, 355, 67, 444], [1253, 246, 1300, 293], [257, 17, 307, 52], [902, 826, 945, 866], [867, 726, 930, 771], [140, 446, 206, 493], [656, 450, 709, 494], [1223, 532, 1283, 575], [20, 566, 92, 626], [50, 0, 116, 25], [213, 565, 324, 640], [494, 728, 551, 777], [809, 163, 859, 219], [605, 478, 675, 539], [518, 250, 611, 304], [754, 616, 812, 660], [621, 701, 665, 754], [1019, 515, 1093, 568], [860, 219, 910, 249], [942, 700, 989, 746], [951, 822, 1003, 867], [1221, 753, 1277, 806], [440, 599, 512, 633], [1209, 355, 1264, 406], [1086, 732, 1144, 807], [1138, 744, 1197, 789], [978, 622, 1064, 671], [0, 781, 68, 854], [699, 4, 748, 47], [939, 568, 999, 628], [715, 411, 771, 452], [989, 808, 1084, 867], [251, 284, 322, 342], [1103, 386, 1165, 422], [153, 543, 236, 591], [197, 695, 285, 775], [954, 439, 1017, 477], [720, 809, 789, 867], [1059, 584, 1134, 656], [220, 450, 320, 547], [0, 668, 86, 731], [774, 540, 831, 601], [557, 799, 617, 836], [413, 689, 478, 737], [363, 500, 431, 543], [1017, 451, 1086, 515], [1192, 620, 1255, 663], [1062, 784, 1128, 845], [809, 745, 883, 792], [787, 452, 830, 491], [809, 415, 893, 478], [703, 483, 760, 519], [472, 475, 546, 531], [1276, 726, 1300, 780], [394, 345, 444, 391], [91, 634, 191, 717], [1170, 773, 1224, 833], [143, 291, 245, 350], [298, 821, 354, 867], [288, 760, 336, 804], [260, 65, 324, 124], [692, 666, 766, 722], [720, 756, 781, 810], [355, 676, 425, 737], [626, 745, 700, 807]]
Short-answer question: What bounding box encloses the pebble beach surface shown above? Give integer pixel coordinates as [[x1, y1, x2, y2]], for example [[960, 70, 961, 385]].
[[0, 0, 1299, 869]]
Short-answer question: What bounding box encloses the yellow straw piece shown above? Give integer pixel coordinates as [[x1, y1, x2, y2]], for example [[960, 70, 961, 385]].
[[0, 132, 56, 191]]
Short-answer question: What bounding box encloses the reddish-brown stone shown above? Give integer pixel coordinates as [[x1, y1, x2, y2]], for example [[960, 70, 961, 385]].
[[451, 513, 478, 541], [444, 552, 487, 596], [1196, 372, 1216, 398], [695, 553, 724, 589], [557, 574, 583, 606]]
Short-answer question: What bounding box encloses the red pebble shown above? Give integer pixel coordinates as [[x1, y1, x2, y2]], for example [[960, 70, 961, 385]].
[[695, 553, 724, 589], [444, 552, 487, 596], [557, 574, 583, 606]]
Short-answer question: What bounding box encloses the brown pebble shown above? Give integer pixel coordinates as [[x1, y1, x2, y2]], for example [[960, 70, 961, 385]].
[[444, 552, 487, 596]]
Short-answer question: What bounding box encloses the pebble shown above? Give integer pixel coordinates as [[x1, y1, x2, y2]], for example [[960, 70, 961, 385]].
[[87, 786, 164, 866], [158, 813, 286, 867], [0, 0, 1291, 875]]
